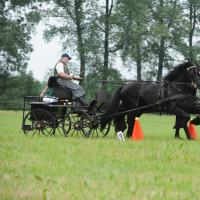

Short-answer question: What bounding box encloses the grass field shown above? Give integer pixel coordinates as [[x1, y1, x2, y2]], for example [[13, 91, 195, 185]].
[[1, 111, 200, 200]]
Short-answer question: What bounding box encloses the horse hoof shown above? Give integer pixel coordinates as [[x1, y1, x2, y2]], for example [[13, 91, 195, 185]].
[[187, 137, 195, 140], [126, 135, 132, 138], [175, 136, 183, 140]]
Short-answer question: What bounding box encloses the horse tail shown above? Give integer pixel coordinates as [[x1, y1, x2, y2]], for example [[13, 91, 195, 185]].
[[101, 86, 124, 130]]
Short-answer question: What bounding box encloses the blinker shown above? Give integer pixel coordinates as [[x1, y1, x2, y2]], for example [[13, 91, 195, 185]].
[[187, 66, 196, 71]]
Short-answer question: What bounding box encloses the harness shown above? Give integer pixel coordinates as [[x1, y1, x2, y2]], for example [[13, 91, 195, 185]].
[[136, 66, 199, 115], [158, 82, 169, 114], [135, 81, 189, 116], [132, 65, 200, 116]]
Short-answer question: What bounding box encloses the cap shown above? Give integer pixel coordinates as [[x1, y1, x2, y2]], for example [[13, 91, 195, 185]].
[[61, 53, 72, 60]]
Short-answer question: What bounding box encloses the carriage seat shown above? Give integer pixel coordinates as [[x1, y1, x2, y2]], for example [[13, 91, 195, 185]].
[[47, 76, 72, 100], [53, 86, 72, 99]]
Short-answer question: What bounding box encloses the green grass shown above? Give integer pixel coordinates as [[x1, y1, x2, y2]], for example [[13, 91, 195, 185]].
[[1, 111, 200, 200]]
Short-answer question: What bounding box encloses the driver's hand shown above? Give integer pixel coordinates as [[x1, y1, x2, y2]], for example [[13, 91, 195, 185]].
[[74, 75, 82, 81]]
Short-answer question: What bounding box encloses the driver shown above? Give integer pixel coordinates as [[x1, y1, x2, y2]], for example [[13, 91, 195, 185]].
[[54, 53, 88, 106]]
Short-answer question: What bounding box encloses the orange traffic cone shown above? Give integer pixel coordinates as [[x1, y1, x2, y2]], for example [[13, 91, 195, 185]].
[[188, 120, 199, 139], [131, 117, 144, 141]]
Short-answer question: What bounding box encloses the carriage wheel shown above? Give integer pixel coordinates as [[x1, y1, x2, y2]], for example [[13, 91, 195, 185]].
[[55, 119, 63, 136], [55, 118, 67, 137], [55, 115, 71, 137], [22, 109, 56, 137], [91, 114, 111, 138], [62, 111, 92, 137]]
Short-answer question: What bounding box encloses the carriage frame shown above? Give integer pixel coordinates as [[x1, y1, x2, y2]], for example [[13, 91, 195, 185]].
[[21, 86, 111, 138]]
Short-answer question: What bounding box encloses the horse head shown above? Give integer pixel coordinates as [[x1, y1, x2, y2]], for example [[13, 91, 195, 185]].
[[187, 60, 200, 89]]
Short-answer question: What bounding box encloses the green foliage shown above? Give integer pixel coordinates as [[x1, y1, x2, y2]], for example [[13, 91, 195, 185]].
[[114, 0, 152, 80], [173, 0, 200, 61], [0, 0, 42, 72], [41, 0, 125, 89], [41, 0, 90, 76], [42, 67, 54, 82], [2, 0, 200, 91], [113, 0, 200, 81], [84, 67, 124, 101], [0, 70, 41, 110], [37, 0, 200, 96]]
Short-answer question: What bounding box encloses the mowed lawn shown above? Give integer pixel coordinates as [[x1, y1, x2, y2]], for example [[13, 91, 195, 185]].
[[1, 111, 200, 200]]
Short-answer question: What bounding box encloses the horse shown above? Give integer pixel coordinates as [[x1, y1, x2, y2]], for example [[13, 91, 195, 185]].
[[101, 60, 200, 140], [174, 62, 200, 139]]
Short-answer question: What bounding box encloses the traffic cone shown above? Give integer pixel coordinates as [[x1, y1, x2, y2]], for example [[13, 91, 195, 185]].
[[188, 119, 199, 139], [131, 117, 144, 141]]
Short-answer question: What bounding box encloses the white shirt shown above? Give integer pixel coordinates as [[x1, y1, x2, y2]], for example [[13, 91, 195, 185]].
[[56, 63, 64, 74]]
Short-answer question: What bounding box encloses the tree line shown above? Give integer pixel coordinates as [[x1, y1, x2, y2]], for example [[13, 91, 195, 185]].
[[1, 0, 200, 108]]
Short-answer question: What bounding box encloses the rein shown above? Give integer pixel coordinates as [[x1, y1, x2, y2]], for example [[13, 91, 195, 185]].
[[99, 85, 200, 121], [98, 90, 200, 120], [95, 65, 200, 119], [97, 93, 188, 120], [82, 79, 193, 86], [83, 65, 199, 86]]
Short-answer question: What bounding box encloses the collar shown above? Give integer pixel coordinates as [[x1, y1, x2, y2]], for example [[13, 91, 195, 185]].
[[59, 59, 67, 66]]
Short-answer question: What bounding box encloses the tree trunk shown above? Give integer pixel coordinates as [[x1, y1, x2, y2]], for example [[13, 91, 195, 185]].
[[157, 38, 165, 81], [156, 0, 165, 81], [75, 0, 85, 86], [189, 3, 194, 59], [136, 43, 141, 81], [102, 0, 109, 90], [135, 20, 142, 81]]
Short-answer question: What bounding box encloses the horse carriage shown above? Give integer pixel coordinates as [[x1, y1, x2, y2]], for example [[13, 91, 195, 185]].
[[22, 86, 111, 138], [22, 60, 200, 140]]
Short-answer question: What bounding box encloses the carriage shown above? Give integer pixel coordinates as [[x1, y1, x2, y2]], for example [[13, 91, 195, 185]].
[[22, 86, 111, 138], [22, 60, 200, 140]]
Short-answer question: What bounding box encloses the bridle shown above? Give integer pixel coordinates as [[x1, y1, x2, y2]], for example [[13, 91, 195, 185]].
[[187, 65, 200, 86]]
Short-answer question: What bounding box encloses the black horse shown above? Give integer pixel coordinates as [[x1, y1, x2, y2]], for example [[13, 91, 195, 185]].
[[174, 62, 200, 139], [101, 60, 200, 139]]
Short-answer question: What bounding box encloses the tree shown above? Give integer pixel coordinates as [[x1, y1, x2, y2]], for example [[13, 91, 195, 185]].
[[173, 0, 200, 61], [116, 0, 191, 81], [114, 0, 151, 81], [88, 0, 130, 89], [84, 64, 123, 101], [145, 0, 184, 80], [41, 0, 124, 94], [41, 0, 91, 83], [0, 70, 41, 110], [0, 0, 42, 72]]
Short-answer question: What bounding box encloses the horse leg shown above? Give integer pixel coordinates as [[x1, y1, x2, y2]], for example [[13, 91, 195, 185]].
[[190, 115, 200, 125], [175, 128, 181, 139], [183, 124, 194, 140], [114, 114, 126, 133], [126, 111, 142, 138], [173, 108, 192, 140], [181, 115, 200, 139], [114, 103, 127, 133], [174, 115, 183, 139]]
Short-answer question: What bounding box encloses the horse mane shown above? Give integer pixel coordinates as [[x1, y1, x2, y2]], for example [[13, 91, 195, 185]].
[[163, 62, 189, 82]]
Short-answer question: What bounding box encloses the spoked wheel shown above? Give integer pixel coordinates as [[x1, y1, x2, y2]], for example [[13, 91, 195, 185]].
[[91, 114, 111, 138], [22, 109, 56, 137], [56, 115, 71, 137], [55, 117, 70, 137], [62, 111, 92, 137], [55, 119, 63, 136]]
